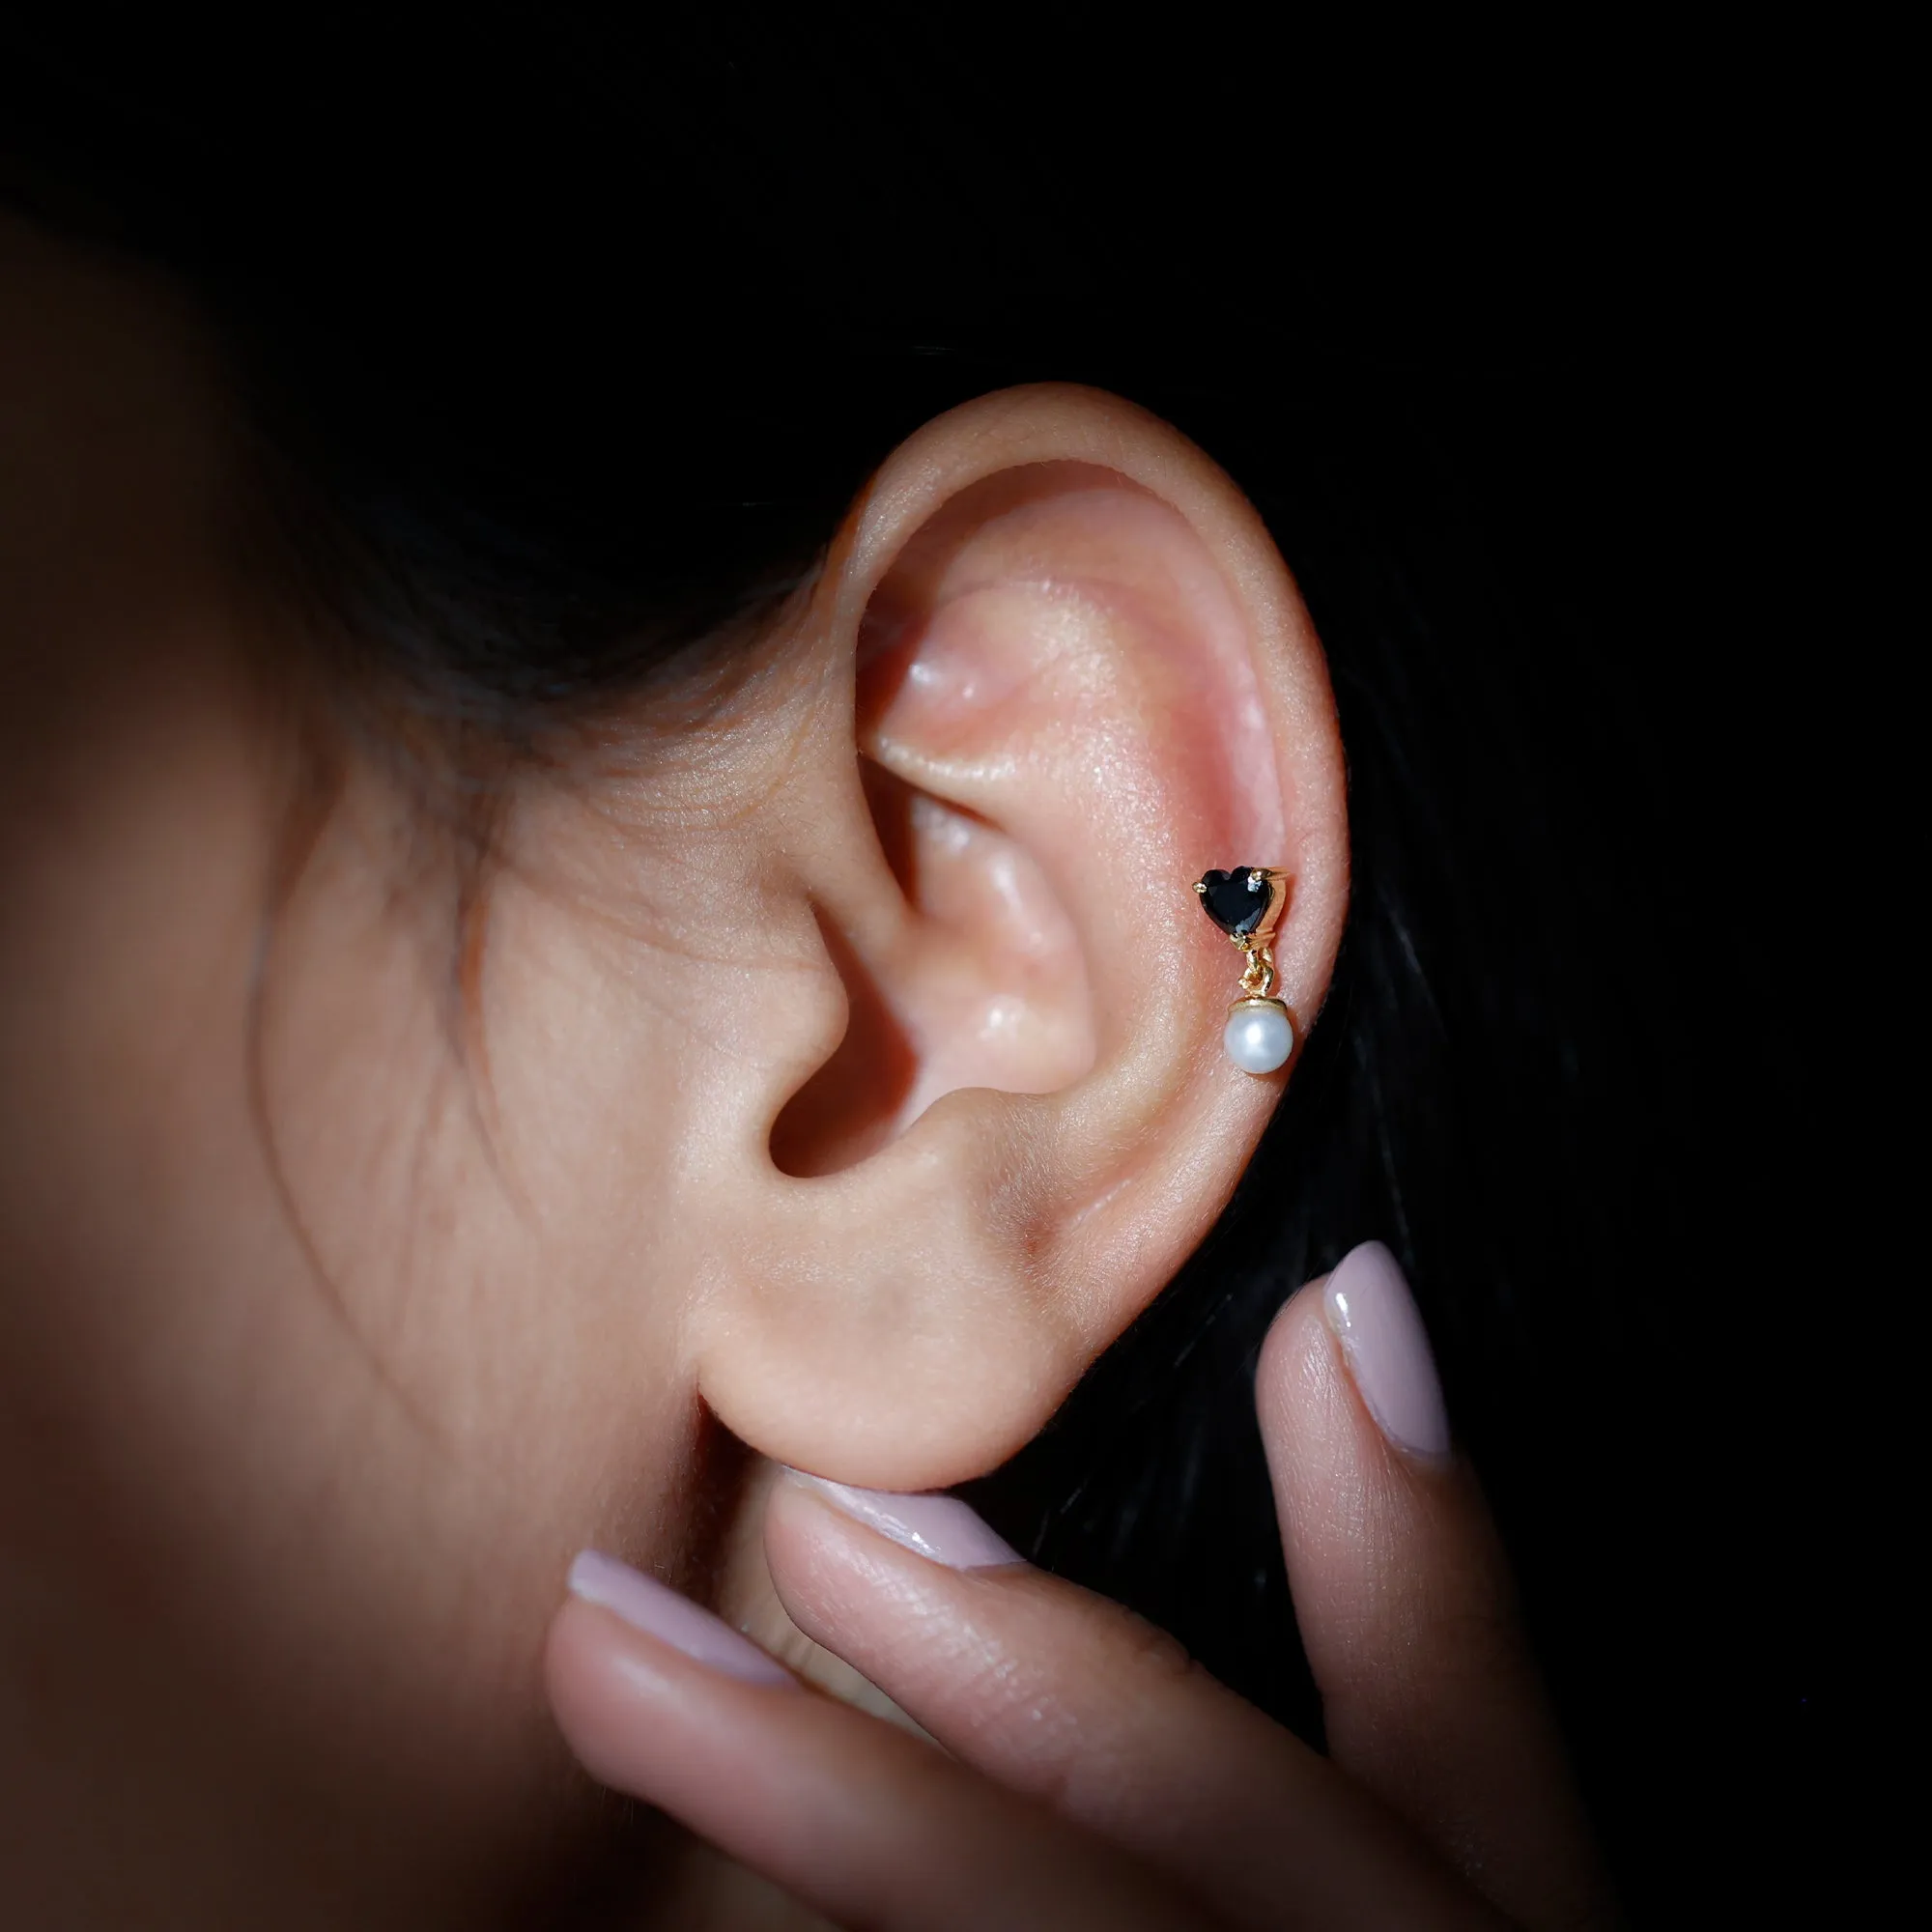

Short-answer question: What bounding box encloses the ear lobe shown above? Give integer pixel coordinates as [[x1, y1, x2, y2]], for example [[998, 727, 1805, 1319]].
[[694, 393, 1349, 1490]]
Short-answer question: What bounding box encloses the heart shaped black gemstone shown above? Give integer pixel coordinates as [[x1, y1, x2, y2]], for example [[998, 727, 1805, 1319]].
[[1196, 868, 1274, 937]]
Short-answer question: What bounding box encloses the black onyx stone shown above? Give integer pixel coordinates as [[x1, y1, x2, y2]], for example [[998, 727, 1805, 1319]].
[[1196, 868, 1273, 937]]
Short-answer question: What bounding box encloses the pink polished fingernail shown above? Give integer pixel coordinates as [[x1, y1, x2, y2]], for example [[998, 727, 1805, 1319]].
[[785, 1472, 1025, 1570], [567, 1549, 794, 1687], [1322, 1241, 1453, 1460]]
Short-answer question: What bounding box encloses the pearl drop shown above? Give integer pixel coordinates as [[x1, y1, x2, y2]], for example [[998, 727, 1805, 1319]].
[[1224, 1000, 1293, 1074]]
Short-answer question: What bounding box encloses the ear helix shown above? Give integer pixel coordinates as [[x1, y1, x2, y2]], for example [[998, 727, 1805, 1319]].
[[1194, 867, 1295, 1074]]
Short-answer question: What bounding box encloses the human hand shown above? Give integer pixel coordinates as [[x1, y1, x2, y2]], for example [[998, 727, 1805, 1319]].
[[545, 1243, 1616, 1929]]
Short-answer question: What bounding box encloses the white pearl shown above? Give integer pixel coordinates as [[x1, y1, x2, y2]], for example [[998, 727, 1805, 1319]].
[[1224, 1001, 1293, 1074]]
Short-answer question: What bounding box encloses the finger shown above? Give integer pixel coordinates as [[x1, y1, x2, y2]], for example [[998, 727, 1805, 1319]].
[[1257, 1243, 1617, 1931], [763, 1476, 1505, 1932], [544, 1550, 1211, 1932]]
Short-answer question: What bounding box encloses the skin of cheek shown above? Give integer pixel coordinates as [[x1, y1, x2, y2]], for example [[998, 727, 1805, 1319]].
[[0, 630, 747, 1915], [0, 213, 865, 1919]]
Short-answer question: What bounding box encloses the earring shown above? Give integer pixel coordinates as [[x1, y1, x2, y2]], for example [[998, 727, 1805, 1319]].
[[1194, 868, 1295, 1074]]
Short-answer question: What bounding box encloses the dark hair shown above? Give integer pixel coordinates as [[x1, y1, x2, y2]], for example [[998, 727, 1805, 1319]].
[[3, 14, 1814, 1919]]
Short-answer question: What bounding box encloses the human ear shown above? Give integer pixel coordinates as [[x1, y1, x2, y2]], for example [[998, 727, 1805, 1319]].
[[680, 385, 1349, 1490]]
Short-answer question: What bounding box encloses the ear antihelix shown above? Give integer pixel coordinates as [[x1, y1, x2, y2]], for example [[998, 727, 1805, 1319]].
[[1194, 867, 1295, 1074]]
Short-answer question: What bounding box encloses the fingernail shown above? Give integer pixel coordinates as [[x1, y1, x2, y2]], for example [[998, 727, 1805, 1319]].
[[784, 1472, 1024, 1571], [1322, 1242, 1453, 1460], [567, 1549, 794, 1687]]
